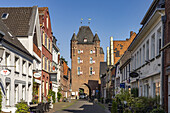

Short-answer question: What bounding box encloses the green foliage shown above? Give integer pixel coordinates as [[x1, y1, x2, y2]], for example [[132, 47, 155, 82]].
[[0, 89, 2, 112], [15, 99, 29, 113], [114, 89, 162, 113], [32, 80, 39, 103], [150, 108, 165, 113], [57, 92, 62, 102], [111, 99, 117, 113], [48, 89, 56, 103]]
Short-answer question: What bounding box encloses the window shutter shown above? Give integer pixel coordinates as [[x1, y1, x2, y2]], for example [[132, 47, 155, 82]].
[[92, 71, 95, 75], [80, 60, 83, 63], [93, 50, 95, 53], [80, 71, 83, 75], [80, 50, 83, 53], [93, 60, 95, 64]]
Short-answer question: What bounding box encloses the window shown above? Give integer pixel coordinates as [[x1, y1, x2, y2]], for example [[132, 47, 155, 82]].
[[14, 84, 19, 104], [5, 52, 10, 66], [144, 84, 149, 97], [1, 13, 9, 19], [48, 38, 50, 51], [46, 82, 48, 95], [28, 63, 32, 76], [22, 60, 26, 74], [22, 85, 26, 100], [137, 52, 139, 68], [45, 34, 47, 47], [46, 16, 48, 29], [48, 60, 50, 72], [90, 57, 93, 64], [15, 57, 19, 72], [157, 28, 161, 55], [90, 67, 93, 75], [139, 49, 141, 66], [143, 44, 145, 64], [78, 50, 80, 54], [77, 67, 80, 75], [153, 82, 160, 97], [42, 81, 45, 94], [78, 57, 80, 64], [90, 50, 93, 54], [45, 58, 47, 70], [151, 34, 155, 58], [134, 54, 136, 69], [6, 83, 10, 105], [42, 31, 45, 45], [146, 40, 149, 61]]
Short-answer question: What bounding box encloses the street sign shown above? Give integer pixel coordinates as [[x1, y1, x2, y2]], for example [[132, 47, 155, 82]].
[[33, 73, 41, 78], [1, 69, 10, 76], [120, 83, 125, 88]]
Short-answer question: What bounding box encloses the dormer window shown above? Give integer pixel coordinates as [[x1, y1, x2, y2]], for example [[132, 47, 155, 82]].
[[1, 13, 9, 19], [84, 38, 87, 42]]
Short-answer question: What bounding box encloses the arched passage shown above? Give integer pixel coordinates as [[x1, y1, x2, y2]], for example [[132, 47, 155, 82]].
[[83, 83, 92, 99]]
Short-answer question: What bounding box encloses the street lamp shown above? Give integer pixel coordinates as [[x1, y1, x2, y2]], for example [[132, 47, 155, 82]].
[[0, 47, 4, 63]]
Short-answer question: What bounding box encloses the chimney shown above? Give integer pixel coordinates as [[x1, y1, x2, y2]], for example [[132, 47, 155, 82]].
[[130, 31, 133, 37]]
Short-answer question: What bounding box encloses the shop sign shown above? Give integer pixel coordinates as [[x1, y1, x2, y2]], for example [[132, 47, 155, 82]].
[[129, 72, 139, 78], [33, 73, 41, 78]]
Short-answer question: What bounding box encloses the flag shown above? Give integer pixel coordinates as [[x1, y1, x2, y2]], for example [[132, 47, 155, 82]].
[[81, 18, 83, 20], [88, 18, 91, 21]]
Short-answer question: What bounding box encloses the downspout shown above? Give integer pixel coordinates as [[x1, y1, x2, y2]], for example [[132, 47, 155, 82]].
[[160, 14, 166, 108]]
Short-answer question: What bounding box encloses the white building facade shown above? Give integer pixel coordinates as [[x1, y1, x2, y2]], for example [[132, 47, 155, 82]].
[[129, 8, 165, 98]]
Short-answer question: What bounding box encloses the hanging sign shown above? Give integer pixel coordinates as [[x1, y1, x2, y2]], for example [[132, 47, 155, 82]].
[[129, 72, 139, 78], [1, 69, 10, 76], [33, 73, 41, 78]]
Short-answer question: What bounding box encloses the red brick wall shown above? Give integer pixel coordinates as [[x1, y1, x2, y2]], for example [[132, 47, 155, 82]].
[[71, 41, 104, 97], [164, 0, 170, 112]]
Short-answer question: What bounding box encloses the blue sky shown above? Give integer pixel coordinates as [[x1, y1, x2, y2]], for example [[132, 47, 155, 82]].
[[1, 0, 153, 67]]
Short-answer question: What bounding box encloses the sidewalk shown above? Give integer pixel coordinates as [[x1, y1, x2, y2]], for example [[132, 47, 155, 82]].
[[47, 100, 77, 113], [97, 102, 111, 113]]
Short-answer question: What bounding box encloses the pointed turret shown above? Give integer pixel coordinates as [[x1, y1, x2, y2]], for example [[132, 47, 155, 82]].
[[93, 33, 100, 41], [71, 32, 77, 41]]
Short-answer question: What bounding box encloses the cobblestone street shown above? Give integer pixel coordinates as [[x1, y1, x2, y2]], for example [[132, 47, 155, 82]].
[[52, 100, 110, 113]]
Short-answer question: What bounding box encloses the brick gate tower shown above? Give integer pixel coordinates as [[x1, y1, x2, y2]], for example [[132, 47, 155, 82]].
[[70, 26, 104, 99]]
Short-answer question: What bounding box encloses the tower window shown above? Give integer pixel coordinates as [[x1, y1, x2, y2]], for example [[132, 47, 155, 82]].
[[90, 50, 93, 54], [90, 67, 93, 75], [90, 57, 93, 64], [1, 13, 9, 19]]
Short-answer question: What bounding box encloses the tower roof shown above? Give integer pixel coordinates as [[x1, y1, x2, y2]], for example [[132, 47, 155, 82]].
[[71, 32, 77, 41], [94, 33, 100, 41], [77, 26, 94, 44]]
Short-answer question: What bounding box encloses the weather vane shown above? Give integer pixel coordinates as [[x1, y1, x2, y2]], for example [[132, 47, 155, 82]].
[[88, 18, 91, 25]]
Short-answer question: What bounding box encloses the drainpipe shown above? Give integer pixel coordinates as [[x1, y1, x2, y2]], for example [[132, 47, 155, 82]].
[[160, 14, 166, 108]]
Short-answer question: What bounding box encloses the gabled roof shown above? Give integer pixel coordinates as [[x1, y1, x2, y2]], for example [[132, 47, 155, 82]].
[[0, 6, 37, 37], [77, 26, 94, 43], [94, 33, 100, 41], [140, 0, 164, 25], [0, 19, 32, 57]]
